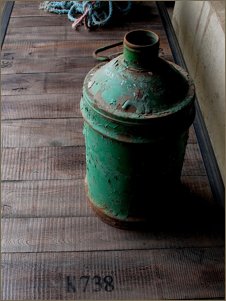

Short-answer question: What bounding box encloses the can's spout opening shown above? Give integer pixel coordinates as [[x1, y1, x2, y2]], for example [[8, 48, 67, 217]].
[[125, 30, 159, 47], [123, 30, 160, 69]]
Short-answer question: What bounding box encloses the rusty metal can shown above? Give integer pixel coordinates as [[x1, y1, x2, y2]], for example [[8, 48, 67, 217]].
[[81, 29, 195, 228]]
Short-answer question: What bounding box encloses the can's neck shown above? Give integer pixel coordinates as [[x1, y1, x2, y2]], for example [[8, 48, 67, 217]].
[[123, 30, 160, 70]]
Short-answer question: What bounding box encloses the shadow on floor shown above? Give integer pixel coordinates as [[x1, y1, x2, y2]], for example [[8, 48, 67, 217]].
[[95, 183, 225, 235]]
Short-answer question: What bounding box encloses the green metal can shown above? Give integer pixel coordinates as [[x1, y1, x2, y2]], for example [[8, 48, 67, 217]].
[[81, 30, 195, 228]]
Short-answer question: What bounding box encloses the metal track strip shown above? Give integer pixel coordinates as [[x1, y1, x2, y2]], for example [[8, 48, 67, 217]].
[[1, 1, 14, 49]]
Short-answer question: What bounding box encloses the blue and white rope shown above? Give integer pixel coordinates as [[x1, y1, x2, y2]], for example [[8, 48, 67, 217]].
[[39, 1, 132, 29]]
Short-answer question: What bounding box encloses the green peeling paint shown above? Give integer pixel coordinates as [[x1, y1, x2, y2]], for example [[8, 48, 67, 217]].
[[80, 30, 195, 224]]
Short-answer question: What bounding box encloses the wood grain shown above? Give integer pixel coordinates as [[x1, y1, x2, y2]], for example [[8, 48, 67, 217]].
[[1, 146, 86, 181], [1, 119, 196, 147], [1, 56, 97, 74], [8, 15, 163, 29], [1, 176, 213, 218], [4, 26, 168, 43], [1, 215, 224, 253], [1, 94, 82, 120], [181, 175, 213, 204], [1, 118, 84, 147], [2, 39, 171, 60], [1, 52, 174, 74], [10, 1, 159, 23], [1, 179, 90, 218], [2, 248, 224, 300], [1, 73, 86, 96], [9, 14, 71, 27], [1, 40, 122, 58], [1, 144, 205, 181], [182, 143, 206, 176], [11, 1, 59, 17], [188, 126, 197, 143]]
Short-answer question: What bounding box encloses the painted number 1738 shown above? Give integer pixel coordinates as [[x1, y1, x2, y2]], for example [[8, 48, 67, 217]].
[[66, 275, 114, 293]]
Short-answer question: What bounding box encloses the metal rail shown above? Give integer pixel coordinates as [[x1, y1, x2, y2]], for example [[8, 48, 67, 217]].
[[156, 1, 224, 207], [1, 1, 14, 49]]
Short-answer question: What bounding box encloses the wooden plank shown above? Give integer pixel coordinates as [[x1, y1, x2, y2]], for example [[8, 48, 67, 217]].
[[1, 56, 97, 74], [182, 143, 206, 176], [1, 144, 206, 181], [0, 95, 196, 146], [181, 175, 214, 205], [1, 179, 91, 218], [1, 97, 195, 144], [11, 1, 159, 22], [1, 94, 82, 120], [1, 214, 224, 253], [1, 119, 196, 147], [188, 126, 196, 144], [8, 14, 163, 28], [0, 51, 174, 74], [9, 14, 71, 27], [1, 73, 86, 96], [1, 39, 122, 59], [1, 118, 84, 147], [1, 38, 172, 60], [4, 26, 167, 43], [1, 176, 213, 218], [1, 248, 225, 300], [1, 146, 86, 181], [11, 1, 58, 17]]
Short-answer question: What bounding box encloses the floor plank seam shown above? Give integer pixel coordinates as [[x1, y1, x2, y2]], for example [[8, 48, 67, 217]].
[[1, 215, 94, 219], [2, 92, 84, 96], [2, 245, 225, 255], [2, 145, 85, 149], [1, 178, 86, 183], [1, 117, 83, 121], [1, 70, 95, 75]]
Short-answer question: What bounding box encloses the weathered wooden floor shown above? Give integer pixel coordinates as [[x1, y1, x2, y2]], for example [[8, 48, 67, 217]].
[[1, 1, 225, 300]]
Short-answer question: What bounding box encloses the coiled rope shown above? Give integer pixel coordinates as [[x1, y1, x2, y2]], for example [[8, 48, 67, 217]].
[[39, 1, 132, 29]]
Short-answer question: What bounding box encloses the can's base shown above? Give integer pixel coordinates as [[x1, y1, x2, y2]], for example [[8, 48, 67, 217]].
[[88, 198, 149, 230], [84, 177, 186, 230], [85, 180, 155, 230]]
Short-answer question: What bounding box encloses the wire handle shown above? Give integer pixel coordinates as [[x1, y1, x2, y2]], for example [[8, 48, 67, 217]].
[[93, 41, 123, 61]]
